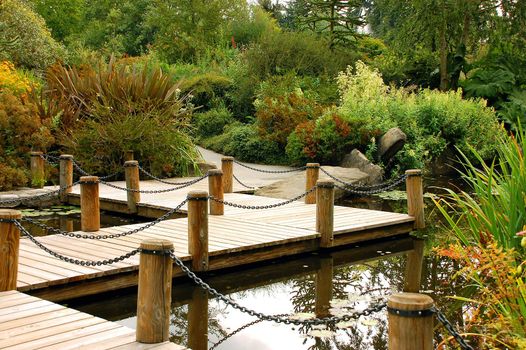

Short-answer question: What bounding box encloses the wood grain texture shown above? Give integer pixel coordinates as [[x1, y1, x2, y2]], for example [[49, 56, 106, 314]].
[[125, 161, 141, 214], [187, 191, 209, 271], [59, 155, 73, 202], [305, 163, 319, 204], [0, 210, 22, 291], [316, 181, 334, 248], [405, 169, 425, 229], [208, 169, 224, 215], [30, 152, 45, 188], [80, 176, 100, 232], [221, 157, 234, 193]]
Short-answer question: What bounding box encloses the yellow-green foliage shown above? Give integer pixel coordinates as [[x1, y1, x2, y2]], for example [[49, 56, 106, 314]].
[[0, 61, 32, 96], [0, 0, 65, 70]]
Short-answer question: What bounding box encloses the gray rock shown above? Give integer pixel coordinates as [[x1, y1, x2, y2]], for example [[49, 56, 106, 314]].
[[378, 127, 406, 162], [255, 166, 370, 200], [0, 194, 20, 208], [188, 161, 217, 176], [340, 149, 383, 184]]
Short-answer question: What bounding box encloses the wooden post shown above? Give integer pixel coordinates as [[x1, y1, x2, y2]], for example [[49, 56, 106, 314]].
[[315, 256, 333, 318], [208, 169, 224, 215], [124, 160, 140, 214], [80, 176, 100, 232], [124, 150, 134, 162], [305, 163, 320, 204], [403, 239, 425, 293], [136, 239, 173, 344], [59, 154, 73, 203], [0, 209, 22, 291], [30, 151, 45, 188], [188, 287, 209, 350], [388, 293, 434, 350], [316, 180, 334, 248], [221, 157, 234, 193], [406, 169, 425, 229], [187, 190, 209, 271]]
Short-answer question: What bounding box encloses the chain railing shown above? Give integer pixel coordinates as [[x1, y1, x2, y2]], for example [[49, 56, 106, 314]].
[[98, 173, 208, 194], [432, 306, 475, 350], [20, 198, 188, 240], [233, 174, 256, 190], [332, 175, 408, 196], [137, 164, 204, 186], [0, 181, 81, 206], [233, 159, 306, 174], [319, 167, 408, 192], [209, 186, 316, 210]]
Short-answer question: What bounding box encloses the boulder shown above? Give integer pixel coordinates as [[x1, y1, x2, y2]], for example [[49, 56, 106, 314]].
[[255, 166, 370, 201], [340, 149, 383, 184], [189, 161, 217, 176], [378, 127, 406, 162], [0, 194, 20, 208]]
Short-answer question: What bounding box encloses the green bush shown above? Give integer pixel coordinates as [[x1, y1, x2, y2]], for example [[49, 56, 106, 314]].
[[179, 72, 232, 110], [0, 0, 65, 70], [193, 106, 234, 139]]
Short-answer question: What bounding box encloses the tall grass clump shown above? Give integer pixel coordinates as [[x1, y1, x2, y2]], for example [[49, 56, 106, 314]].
[[436, 124, 526, 349]]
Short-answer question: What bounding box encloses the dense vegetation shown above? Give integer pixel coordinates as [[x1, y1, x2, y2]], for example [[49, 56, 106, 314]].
[[0, 0, 525, 347]]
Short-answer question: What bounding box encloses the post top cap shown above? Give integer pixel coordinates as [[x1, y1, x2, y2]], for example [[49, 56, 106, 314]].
[[388, 292, 434, 310], [79, 176, 99, 182], [306, 163, 320, 168], [316, 180, 334, 188], [123, 160, 139, 166], [221, 156, 234, 161], [208, 169, 223, 176], [30, 151, 43, 156], [59, 154, 74, 159], [140, 239, 174, 251], [0, 209, 22, 219], [188, 190, 208, 198], [405, 169, 422, 176]]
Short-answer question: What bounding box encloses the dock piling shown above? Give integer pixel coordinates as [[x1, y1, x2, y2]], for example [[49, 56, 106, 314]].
[[316, 180, 334, 248], [59, 154, 73, 203], [221, 157, 234, 193], [0, 209, 22, 291], [305, 163, 320, 204], [208, 169, 224, 215], [388, 293, 434, 350], [80, 176, 100, 232], [187, 190, 209, 271], [136, 239, 173, 343], [124, 160, 140, 214], [30, 151, 45, 188], [405, 169, 425, 229]]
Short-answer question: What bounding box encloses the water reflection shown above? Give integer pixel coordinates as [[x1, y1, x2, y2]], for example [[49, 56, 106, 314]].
[[68, 236, 467, 350]]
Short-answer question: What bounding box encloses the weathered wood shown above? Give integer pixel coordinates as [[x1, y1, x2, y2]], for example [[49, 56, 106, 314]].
[[80, 176, 100, 232], [305, 163, 320, 204], [221, 156, 234, 193], [315, 256, 333, 317], [187, 191, 209, 271], [403, 239, 425, 293], [388, 293, 434, 350], [136, 240, 174, 344], [0, 210, 22, 291], [187, 287, 208, 350], [30, 151, 45, 188], [208, 169, 224, 215], [316, 180, 334, 248], [406, 169, 425, 229], [125, 161, 141, 214], [125, 150, 134, 162], [59, 154, 74, 202]]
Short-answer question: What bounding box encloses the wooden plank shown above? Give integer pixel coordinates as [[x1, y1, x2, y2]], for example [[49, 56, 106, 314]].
[[37, 325, 134, 350], [0, 304, 64, 326], [0, 308, 79, 332]]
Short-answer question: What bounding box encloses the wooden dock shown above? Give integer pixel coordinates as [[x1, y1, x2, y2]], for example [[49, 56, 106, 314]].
[[0, 290, 185, 349]]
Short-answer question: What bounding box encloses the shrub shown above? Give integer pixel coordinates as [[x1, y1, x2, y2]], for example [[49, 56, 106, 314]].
[[0, 61, 39, 97], [45, 58, 199, 177], [193, 106, 234, 139], [0, 92, 54, 190], [179, 72, 232, 110], [0, 0, 65, 70]]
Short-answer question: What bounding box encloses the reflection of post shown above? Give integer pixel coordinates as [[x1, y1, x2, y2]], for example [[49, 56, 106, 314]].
[[59, 216, 74, 232], [404, 239, 425, 293], [188, 287, 209, 350], [315, 256, 333, 318]]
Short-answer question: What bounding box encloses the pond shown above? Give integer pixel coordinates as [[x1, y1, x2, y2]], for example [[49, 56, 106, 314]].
[[55, 176, 467, 350]]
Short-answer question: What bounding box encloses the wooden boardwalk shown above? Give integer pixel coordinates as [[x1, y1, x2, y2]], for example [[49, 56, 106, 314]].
[[0, 290, 185, 350]]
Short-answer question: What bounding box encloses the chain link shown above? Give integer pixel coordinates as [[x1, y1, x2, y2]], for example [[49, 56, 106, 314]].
[[136, 164, 203, 186], [99, 173, 208, 193], [432, 307, 474, 350], [209, 186, 316, 210], [233, 174, 256, 189], [319, 167, 408, 192], [169, 251, 386, 326], [71, 159, 119, 180], [332, 175, 407, 196], [0, 181, 81, 205], [19, 198, 189, 240], [233, 159, 306, 174], [14, 221, 140, 266]]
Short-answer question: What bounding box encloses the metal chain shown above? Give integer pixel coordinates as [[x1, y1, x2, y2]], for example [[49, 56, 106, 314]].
[[432, 307, 474, 350], [209, 186, 316, 210], [233, 159, 306, 174], [14, 221, 140, 266], [71, 160, 119, 180], [332, 176, 407, 196], [169, 251, 386, 326], [99, 173, 208, 193], [137, 164, 203, 185], [0, 181, 81, 205], [232, 174, 256, 189], [19, 198, 189, 240], [319, 167, 408, 191]]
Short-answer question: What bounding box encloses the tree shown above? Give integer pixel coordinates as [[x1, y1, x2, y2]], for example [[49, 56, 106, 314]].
[[30, 0, 83, 41]]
